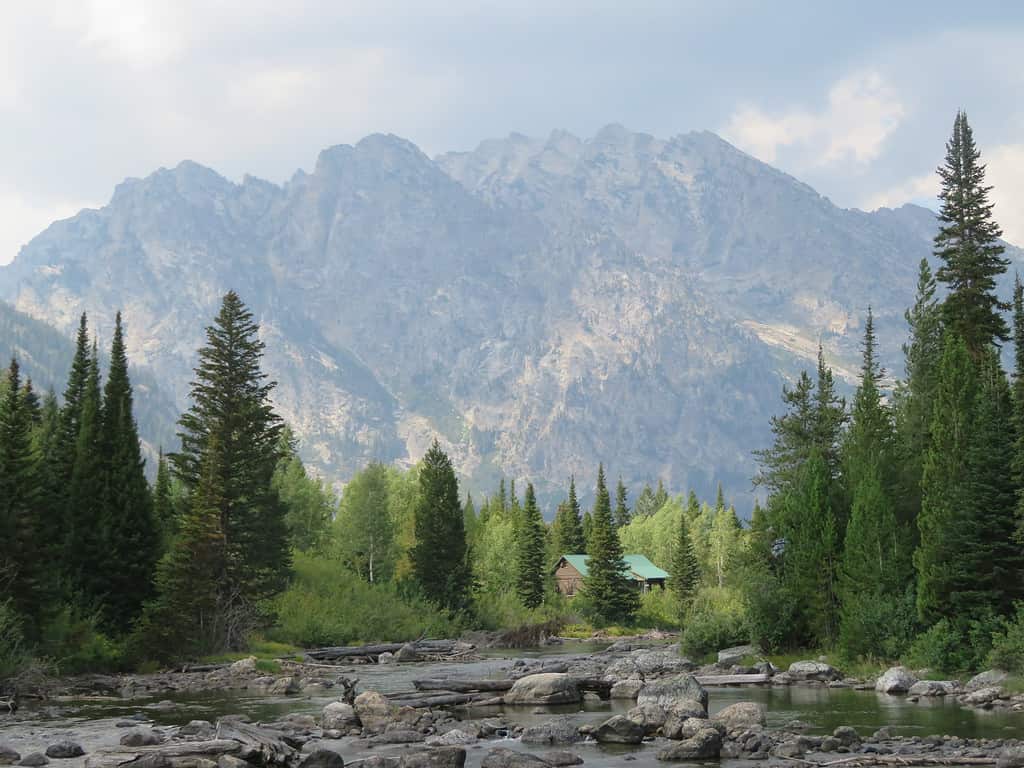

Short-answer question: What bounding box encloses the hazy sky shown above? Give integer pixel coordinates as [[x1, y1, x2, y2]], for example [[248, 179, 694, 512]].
[[2, 1, 1023, 265]]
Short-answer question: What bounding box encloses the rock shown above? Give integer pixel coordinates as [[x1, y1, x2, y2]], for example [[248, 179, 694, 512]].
[[229, 656, 257, 675], [425, 729, 476, 747], [629, 648, 695, 677], [908, 680, 961, 697], [130, 755, 173, 768], [626, 702, 667, 734], [660, 698, 708, 737], [873, 726, 896, 740], [666, 716, 723, 741], [480, 749, 547, 768], [354, 691, 393, 734], [593, 715, 645, 744], [395, 644, 421, 663], [376, 729, 422, 744], [0, 746, 20, 766], [637, 673, 708, 712], [217, 757, 250, 768], [377, 652, 396, 665], [998, 746, 1024, 768], [44, 743, 84, 760], [322, 702, 359, 730], [787, 660, 840, 682], [717, 644, 758, 666], [875, 666, 918, 694], [268, 676, 301, 695], [657, 728, 722, 760], [541, 753, 583, 767], [120, 729, 162, 747], [610, 679, 643, 699], [180, 721, 216, 738], [519, 717, 580, 745], [504, 673, 580, 705], [774, 739, 806, 759], [18, 756, 47, 768], [712, 701, 766, 729], [833, 726, 860, 747], [963, 686, 1004, 706], [398, 748, 465, 768], [302, 750, 345, 768], [967, 669, 1009, 691]]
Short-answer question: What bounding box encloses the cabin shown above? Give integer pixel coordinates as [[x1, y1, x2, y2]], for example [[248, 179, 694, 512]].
[[553, 554, 669, 596]]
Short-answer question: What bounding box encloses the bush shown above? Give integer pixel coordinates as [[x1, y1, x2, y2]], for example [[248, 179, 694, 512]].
[[635, 588, 679, 630], [679, 586, 747, 657], [988, 603, 1024, 673], [0, 602, 28, 681], [40, 604, 123, 674], [837, 586, 917, 662], [270, 551, 459, 646], [905, 613, 1001, 676], [743, 570, 800, 653]]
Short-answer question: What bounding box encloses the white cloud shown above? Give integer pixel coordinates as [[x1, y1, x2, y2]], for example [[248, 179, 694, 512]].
[[0, 191, 96, 265], [987, 144, 1024, 249], [723, 70, 905, 170], [865, 171, 937, 211]]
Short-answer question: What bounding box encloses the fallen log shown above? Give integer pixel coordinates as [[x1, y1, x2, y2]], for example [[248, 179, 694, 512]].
[[215, 719, 297, 767], [388, 691, 500, 708], [695, 673, 770, 686], [781, 757, 996, 767], [304, 639, 460, 661], [413, 678, 514, 693], [84, 740, 241, 768]]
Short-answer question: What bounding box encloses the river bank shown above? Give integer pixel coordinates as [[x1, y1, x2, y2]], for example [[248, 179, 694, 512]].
[[3, 640, 1024, 767]]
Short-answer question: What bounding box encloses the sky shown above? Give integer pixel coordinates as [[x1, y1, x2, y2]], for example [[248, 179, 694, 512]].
[[2, 1, 1023, 265]]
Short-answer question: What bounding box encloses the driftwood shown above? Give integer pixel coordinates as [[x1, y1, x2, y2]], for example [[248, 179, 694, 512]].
[[0, 695, 16, 713], [304, 639, 460, 662], [216, 719, 297, 766], [695, 673, 771, 686], [413, 678, 514, 693], [782, 757, 996, 767], [84, 740, 242, 768], [389, 691, 503, 708], [179, 662, 230, 673]]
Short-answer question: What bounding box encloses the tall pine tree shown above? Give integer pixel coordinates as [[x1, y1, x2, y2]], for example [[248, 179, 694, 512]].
[[551, 475, 585, 554], [613, 477, 630, 528], [515, 483, 546, 609], [669, 511, 700, 620], [583, 465, 638, 624]]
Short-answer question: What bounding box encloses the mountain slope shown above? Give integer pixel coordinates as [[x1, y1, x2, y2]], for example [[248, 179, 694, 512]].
[[3, 126, 1017, 510]]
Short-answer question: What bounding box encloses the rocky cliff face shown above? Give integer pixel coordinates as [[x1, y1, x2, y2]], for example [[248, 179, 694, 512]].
[[3, 126, 1015, 510]]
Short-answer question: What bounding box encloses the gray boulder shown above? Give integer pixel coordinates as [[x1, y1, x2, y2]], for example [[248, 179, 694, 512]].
[[787, 660, 840, 681], [907, 680, 961, 697], [302, 750, 345, 768], [593, 715, 644, 744], [179, 720, 216, 738], [119, 729, 162, 747], [712, 701, 766, 730], [228, 656, 257, 675], [998, 746, 1024, 768], [657, 727, 722, 760], [520, 717, 579, 745], [505, 673, 580, 705], [18, 755, 48, 768], [398, 748, 465, 768], [480, 749, 546, 768], [609, 679, 643, 699], [44, 743, 84, 760], [967, 669, 1009, 692], [717, 644, 758, 666], [626, 702, 667, 735], [541, 753, 581, 767], [377, 652, 396, 664], [354, 691, 393, 734], [425, 730, 476, 747], [0, 746, 20, 766], [664, 716, 724, 741], [637, 673, 708, 712], [321, 702, 359, 730], [268, 676, 301, 695], [962, 686, 1004, 707], [875, 666, 917, 694]]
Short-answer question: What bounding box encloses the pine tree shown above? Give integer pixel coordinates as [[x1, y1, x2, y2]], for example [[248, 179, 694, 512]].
[[497, 478, 508, 514], [934, 111, 1009, 355], [653, 480, 669, 511], [669, 511, 700, 620], [31, 389, 63, 570], [172, 291, 290, 644], [583, 465, 638, 624], [1013, 275, 1024, 542], [582, 510, 593, 550], [613, 477, 630, 528], [754, 371, 815, 492], [152, 448, 176, 545], [633, 483, 657, 518], [515, 483, 546, 609], [715, 483, 725, 512], [0, 359, 45, 638], [99, 312, 159, 630], [411, 440, 470, 613], [551, 475, 585, 554], [813, 344, 848, 483], [685, 490, 700, 521], [916, 332, 980, 624]]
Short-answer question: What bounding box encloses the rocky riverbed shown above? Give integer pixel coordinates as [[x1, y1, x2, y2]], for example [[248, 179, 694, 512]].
[[3, 640, 1024, 768]]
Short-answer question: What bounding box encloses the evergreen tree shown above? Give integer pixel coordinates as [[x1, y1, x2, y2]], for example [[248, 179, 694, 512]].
[[273, 432, 336, 553], [614, 477, 630, 528], [754, 370, 815, 492], [172, 291, 290, 644], [582, 510, 593, 550], [715, 482, 725, 511], [1013, 275, 1024, 542], [99, 312, 159, 629], [551, 475, 585, 554], [633, 483, 657, 518], [916, 332, 981, 624], [515, 483, 546, 609], [583, 465, 638, 624], [497, 478, 508, 514], [653, 479, 669, 511], [411, 440, 470, 613], [31, 389, 63, 569], [463, 492, 478, 545], [934, 111, 1009, 355], [152, 448, 175, 545], [685, 490, 700, 521], [813, 344, 848, 483], [669, 511, 700, 620], [0, 359, 45, 638]]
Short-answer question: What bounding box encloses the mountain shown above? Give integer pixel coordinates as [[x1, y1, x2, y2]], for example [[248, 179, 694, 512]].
[[3, 126, 1019, 510]]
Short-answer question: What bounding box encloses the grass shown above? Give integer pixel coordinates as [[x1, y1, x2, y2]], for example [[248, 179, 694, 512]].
[[560, 623, 665, 639], [197, 638, 303, 666]]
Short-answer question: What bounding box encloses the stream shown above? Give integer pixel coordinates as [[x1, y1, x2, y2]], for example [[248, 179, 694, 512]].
[[2, 642, 1022, 767]]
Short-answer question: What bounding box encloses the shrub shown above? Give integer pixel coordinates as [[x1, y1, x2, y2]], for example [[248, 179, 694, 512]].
[[679, 586, 747, 657], [837, 586, 917, 662], [988, 604, 1024, 673], [743, 571, 800, 653], [0, 602, 27, 681], [635, 588, 678, 630], [906, 613, 1001, 676], [40, 604, 123, 674]]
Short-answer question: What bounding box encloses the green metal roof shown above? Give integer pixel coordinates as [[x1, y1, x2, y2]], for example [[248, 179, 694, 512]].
[[557, 554, 669, 581]]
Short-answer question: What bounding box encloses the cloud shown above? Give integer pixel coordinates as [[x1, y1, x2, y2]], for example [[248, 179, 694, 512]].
[[864, 171, 937, 211], [723, 70, 906, 170], [987, 144, 1024, 249]]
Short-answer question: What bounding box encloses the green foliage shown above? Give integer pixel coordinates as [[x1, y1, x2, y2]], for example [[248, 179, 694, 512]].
[[635, 588, 678, 629], [40, 604, 122, 675], [515, 483, 546, 609], [679, 586, 747, 657], [582, 465, 638, 625], [669, 511, 700, 620], [905, 616, 1001, 676], [271, 551, 457, 647], [336, 462, 394, 582], [551, 476, 585, 555], [274, 434, 337, 553], [614, 477, 630, 528], [0, 601, 27, 680], [988, 603, 1024, 673]]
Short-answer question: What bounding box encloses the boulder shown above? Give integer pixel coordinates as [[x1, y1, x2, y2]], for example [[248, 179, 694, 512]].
[[18, 755, 48, 768], [119, 729, 162, 747], [354, 691, 393, 734], [593, 715, 644, 744], [787, 660, 840, 682], [657, 728, 722, 760], [425, 730, 476, 747], [962, 686, 1004, 707], [321, 702, 359, 730], [664, 716, 724, 741], [179, 721, 216, 738], [541, 753, 582, 767], [637, 673, 708, 712], [908, 680, 961, 697], [712, 701, 766, 730], [998, 746, 1024, 768], [377, 652, 396, 664], [268, 676, 301, 695], [626, 702, 667, 734], [967, 669, 1009, 692], [302, 750, 345, 768], [519, 717, 580, 745], [504, 674, 580, 705], [395, 644, 421, 663], [875, 666, 917, 694], [630, 648, 695, 677], [833, 726, 860, 747], [44, 743, 84, 760], [480, 749, 547, 768], [398, 748, 465, 768], [609, 679, 643, 699], [717, 644, 759, 666], [0, 746, 20, 766], [217, 757, 251, 768], [228, 656, 257, 675]]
